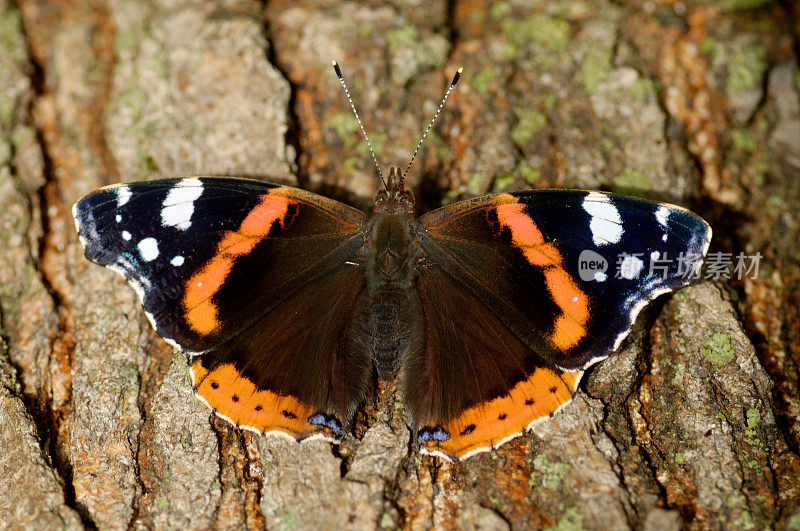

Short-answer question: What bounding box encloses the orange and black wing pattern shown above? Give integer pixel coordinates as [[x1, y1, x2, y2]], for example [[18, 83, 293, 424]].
[[74, 177, 370, 440], [412, 190, 711, 459]]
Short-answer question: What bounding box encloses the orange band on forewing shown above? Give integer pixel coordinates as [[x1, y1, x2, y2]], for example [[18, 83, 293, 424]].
[[421, 367, 582, 459], [184, 193, 291, 334], [522, 242, 561, 267], [493, 197, 589, 350], [191, 360, 315, 437], [544, 268, 589, 349], [496, 202, 545, 246]]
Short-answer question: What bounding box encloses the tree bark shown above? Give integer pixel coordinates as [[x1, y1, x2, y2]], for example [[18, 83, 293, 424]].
[[1, 0, 798, 529]]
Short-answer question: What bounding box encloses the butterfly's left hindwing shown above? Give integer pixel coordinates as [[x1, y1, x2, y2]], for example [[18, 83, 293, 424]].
[[73, 177, 371, 440], [409, 190, 711, 459]]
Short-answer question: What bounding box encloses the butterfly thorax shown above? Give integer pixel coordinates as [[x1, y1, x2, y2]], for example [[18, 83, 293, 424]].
[[361, 167, 423, 379], [367, 167, 419, 285]]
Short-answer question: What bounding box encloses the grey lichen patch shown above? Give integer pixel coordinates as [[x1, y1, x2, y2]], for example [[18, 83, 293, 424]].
[[547, 507, 585, 531], [490, 1, 512, 20], [732, 128, 758, 152], [787, 510, 800, 530], [530, 453, 571, 491], [386, 23, 418, 53], [0, 99, 13, 135], [0, 2, 30, 132], [379, 512, 395, 528], [113, 359, 141, 394], [580, 49, 612, 94], [356, 131, 387, 157], [612, 168, 652, 194], [9, 123, 34, 149], [704, 333, 736, 365], [510, 109, 547, 146], [746, 408, 761, 429], [727, 492, 756, 530], [501, 13, 571, 58], [492, 160, 541, 191], [493, 173, 514, 191], [0, 337, 19, 393], [473, 68, 496, 95], [279, 510, 299, 530], [727, 44, 768, 94], [767, 62, 800, 167], [466, 171, 490, 195], [627, 78, 657, 103], [327, 112, 360, 147], [386, 23, 448, 86], [515, 160, 541, 185], [0, 3, 27, 68]]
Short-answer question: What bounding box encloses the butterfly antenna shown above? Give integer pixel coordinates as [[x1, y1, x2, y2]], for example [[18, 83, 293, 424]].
[[400, 67, 463, 187], [331, 60, 387, 190]]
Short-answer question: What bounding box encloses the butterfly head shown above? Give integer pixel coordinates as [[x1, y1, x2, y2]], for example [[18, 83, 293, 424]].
[[374, 167, 415, 214]]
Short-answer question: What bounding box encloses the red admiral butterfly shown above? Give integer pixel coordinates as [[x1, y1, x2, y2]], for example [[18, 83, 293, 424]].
[[72, 63, 711, 460]]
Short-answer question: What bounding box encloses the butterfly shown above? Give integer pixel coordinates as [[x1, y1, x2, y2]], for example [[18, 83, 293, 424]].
[[72, 64, 711, 461]]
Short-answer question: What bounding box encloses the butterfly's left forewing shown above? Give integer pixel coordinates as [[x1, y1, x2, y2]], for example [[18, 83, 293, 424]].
[[74, 177, 371, 440], [409, 190, 711, 459]]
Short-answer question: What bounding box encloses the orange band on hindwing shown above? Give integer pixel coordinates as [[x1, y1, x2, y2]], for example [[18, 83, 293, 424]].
[[184, 193, 292, 334], [191, 360, 318, 437], [419, 367, 583, 460], [494, 196, 589, 350]]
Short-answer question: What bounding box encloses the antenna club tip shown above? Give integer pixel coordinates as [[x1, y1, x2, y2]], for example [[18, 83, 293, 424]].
[[332, 60, 343, 78], [450, 67, 463, 86]]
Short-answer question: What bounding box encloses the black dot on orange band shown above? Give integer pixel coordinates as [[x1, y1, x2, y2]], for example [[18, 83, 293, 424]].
[[254, 405, 262, 411], [281, 410, 297, 419], [498, 413, 507, 421], [232, 395, 239, 402], [549, 386, 558, 393], [525, 398, 535, 405], [460, 424, 476, 436], [210, 381, 219, 389]]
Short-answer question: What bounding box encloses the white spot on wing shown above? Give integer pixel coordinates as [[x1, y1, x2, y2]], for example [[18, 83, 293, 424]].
[[655, 206, 670, 227], [117, 186, 132, 207], [594, 271, 607, 282], [582, 193, 623, 246], [115, 214, 122, 223], [137, 237, 159, 262], [161, 179, 203, 230], [122, 230, 132, 241], [620, 254, 644, 279], [171, 255, 185, 266]]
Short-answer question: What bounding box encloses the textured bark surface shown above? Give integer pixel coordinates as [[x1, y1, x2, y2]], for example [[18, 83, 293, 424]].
[[1, 0, 798, 529]]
